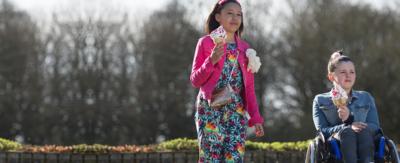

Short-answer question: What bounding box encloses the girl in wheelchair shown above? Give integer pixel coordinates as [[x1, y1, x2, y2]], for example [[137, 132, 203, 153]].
[[312, 51, 380, 163]]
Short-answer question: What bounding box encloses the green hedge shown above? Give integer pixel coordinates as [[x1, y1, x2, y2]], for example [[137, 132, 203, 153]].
[[245, 140, 310, 152], [0, 137, 310, 153], [0, 138, 22, 151], [157, 138, 198, 151], [157, 138, 310, 152]]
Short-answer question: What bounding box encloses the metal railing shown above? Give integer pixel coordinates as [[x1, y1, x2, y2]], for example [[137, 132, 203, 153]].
[[0, 151, 305, 163]]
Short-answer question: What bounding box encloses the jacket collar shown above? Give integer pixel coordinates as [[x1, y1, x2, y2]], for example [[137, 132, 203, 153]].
[[348, 90, 359, 104], [234, 34, 247, 53]]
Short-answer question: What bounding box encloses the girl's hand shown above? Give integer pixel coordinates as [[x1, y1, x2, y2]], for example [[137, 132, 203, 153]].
[[337, 105, 350, 121], [351, 122, 367, 132], [255, 124, 264, 137], [211, 42, 224, 65]]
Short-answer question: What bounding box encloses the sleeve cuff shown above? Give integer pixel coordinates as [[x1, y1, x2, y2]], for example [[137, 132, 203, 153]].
[[204, 56, 216, 68], [248, 116, 264, 127], [343, 114, 354, 125]]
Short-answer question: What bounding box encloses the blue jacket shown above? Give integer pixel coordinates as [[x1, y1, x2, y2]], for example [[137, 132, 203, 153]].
[[312, 90, 380, 138]]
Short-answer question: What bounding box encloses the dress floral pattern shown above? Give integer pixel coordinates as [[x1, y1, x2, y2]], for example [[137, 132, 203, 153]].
[[195, 43, 248, 162]]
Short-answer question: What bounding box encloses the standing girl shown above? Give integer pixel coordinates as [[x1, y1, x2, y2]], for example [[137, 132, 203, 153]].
[[190, 0, 264, 162]]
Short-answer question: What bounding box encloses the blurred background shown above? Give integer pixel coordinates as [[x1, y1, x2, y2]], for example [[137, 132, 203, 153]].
[[1, 0, 399, 145]]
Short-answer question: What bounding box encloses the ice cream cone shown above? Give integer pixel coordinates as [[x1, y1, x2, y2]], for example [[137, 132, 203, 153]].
[[210, 26, 227, 44], [331, 82, 348, 107]]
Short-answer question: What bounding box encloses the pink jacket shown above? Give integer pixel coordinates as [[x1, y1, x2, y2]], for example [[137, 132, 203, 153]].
[[190, 35, 264, 127]]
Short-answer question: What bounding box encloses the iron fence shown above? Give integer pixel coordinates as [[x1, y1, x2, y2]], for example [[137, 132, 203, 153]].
[[0, 150, 305, 163]]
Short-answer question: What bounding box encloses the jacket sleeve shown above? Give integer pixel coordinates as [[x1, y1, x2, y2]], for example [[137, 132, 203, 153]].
[[190, 38, 216, 88], [246, 72, 264, 127], [365, 92, 380, 134], [312, 96, 345, 138]]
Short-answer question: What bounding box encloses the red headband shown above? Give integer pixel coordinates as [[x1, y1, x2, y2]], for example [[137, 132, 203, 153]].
[[218, 0, 240, 5]]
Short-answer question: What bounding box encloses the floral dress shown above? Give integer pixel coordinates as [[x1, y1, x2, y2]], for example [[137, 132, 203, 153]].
[[195, 43, 248, 163]]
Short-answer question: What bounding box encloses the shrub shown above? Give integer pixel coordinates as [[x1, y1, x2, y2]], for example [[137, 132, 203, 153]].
[[0, 137, 313, 153], [157, 138, 198, 151], [156, 138, 310, 152], [0, 138, 22, 151], [246, 140, 310, 151]]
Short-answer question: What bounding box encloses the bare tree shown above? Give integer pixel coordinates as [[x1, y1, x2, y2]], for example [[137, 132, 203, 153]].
[[0, 0, 43, 143], [40, 15, 138, 144], [134, 0, 201, 144], [270, 0, 400, 141]]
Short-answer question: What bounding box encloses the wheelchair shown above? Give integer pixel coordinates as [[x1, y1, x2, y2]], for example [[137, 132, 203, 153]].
[[305, 129, 400, 163]]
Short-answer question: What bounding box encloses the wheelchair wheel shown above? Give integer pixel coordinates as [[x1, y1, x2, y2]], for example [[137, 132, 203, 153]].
[[386, 139, 400, 163], [305, 138, 331, 163], [305, 141, 316, 163]]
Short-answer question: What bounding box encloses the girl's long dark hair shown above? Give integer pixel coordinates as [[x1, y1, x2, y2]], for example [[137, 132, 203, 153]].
[[205, 0, 243, 36]]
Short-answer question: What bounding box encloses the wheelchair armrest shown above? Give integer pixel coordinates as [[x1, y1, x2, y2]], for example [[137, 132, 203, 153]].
[[316, 130, 326, 143], [327, 137, 342, 160], [374, 136, 385, 160]]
